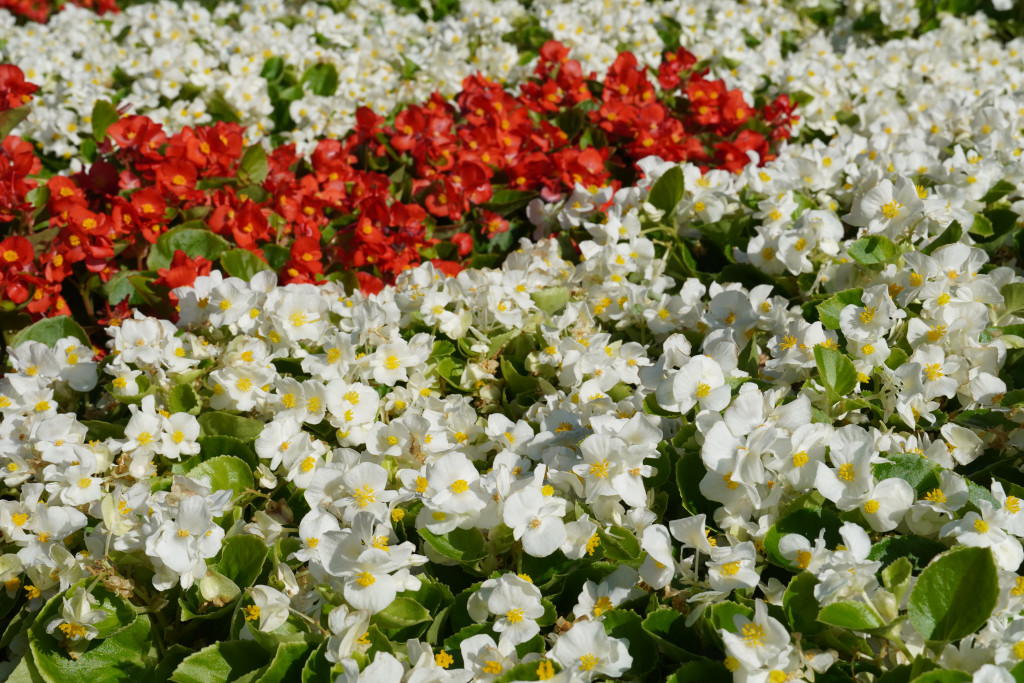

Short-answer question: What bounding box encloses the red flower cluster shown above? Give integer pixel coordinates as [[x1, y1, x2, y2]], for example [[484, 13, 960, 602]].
[[0, 42, 795, 330], [0, 0, 117, 23]]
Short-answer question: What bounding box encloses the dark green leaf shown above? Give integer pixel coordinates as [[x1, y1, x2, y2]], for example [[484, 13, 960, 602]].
[[216, 535, 268, 588], [198, 412, 265, 442], [418, 527, 487, 563], [301, 63, 339, 96], [908, 546, 998, 643], [647, 166, 684, 215], [371, 597, 431, 630], [920, 221, 962, 256], [783, 572, 823, 635], [238, 144, 268, 185]]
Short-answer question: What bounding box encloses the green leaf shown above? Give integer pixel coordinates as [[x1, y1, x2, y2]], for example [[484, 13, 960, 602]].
[[0, 105, 30, 140], [220, 249, 271, 281], [301, 63, 339, 96], [868, 535, 945, 571], [371, 597, 431, 630], [601, 610, 658, 677], [260, 56, 285, 81], [814, 345, 858, 397], [238, 144, 269, 186], [641, 609, 700, 660], [1003, 283, 1024, 315], [847, 234, 898, 268], [921, 221, 962, 256], [11, 315, 91, 349], [418, 527, 487, 563], [911, 672, 972, 683], [816, 288, 863, 329], [783, 572, 823, 636], [908, 546, 998, 643], [185, 455, 255, 498], [170, 640, 271, 683], [597, 525, 642, 563], [168, 384, 200, 415], [668, 661, 732, 683], [92, 100, 120, 142], [148, 226, 231, 271], [982, 179, 1016, 204], [263, 244, 290, 271], [216, 535, 268, 588], [530, 286, 570, 315], [199, 412, 265, 442], [30, 603, 154, 682], [647, 166, 685, 215], [817, 600, 886, 631], [882, 557, 913, 603], [258, 642, 312, 683], [764, 507, 842, 568], [874, 453, 940, 494]]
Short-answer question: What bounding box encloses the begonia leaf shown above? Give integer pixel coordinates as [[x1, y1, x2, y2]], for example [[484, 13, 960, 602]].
[[908, 546, 998, 643]]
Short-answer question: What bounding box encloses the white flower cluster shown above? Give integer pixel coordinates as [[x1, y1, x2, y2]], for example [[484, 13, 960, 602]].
[[0, 0, 529, 156]]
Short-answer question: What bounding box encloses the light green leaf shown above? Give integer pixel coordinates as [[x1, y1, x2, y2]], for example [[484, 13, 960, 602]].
[[814, 345, 858, 397], [882, 557, 914, 603], [148, 226, 231, 271], [908, 546, 998, 643], [170, 640, 271, 683], [11, 316, 91, 349], [371, 597, 431, 630], [816, 288, 863, 329], [0, 105, 30, 140], [185, 455, 255, 498], [817, 600, 885, 631], [530, 286, 569, 315], [220, 249, 271, 281], [847, 234, 898, 268], [168, 384, 200, 415], [237, 144, 268, 186], [1002, 283, 1024, 315], [92, 100, 119, 143], [216, 535, 268, 588]]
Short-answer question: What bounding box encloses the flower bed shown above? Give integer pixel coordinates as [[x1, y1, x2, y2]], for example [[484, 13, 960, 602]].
[[2, 1, 1024, 683]]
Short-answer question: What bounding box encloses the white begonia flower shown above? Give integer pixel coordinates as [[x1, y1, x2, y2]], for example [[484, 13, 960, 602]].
[[503, 486, 568, 557], [941, 507, 1024, 572], [427, 452, 487, 516], [243, 585, 291, 632], [814, 522, 882, 605], [856, 478, 915, 532], [720, 600, 793, 674], [550, 620, 632, 681], [778, 531, 829, 573], [573, 566, 644, 621], [45, 589, 107, 641], [460, 633, 518, 681], [562, 514, 601, 560], [145, 494, 225, 589], [337, 462, 398, 523], [336, 651, 405, 683], [844, 176, 924, 238], [487, 574, 544, 649], [160, 412, 201, 461], [324, 605, 371, 664], [707, 541, 761, 593], [638, 524, 676, 590]]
